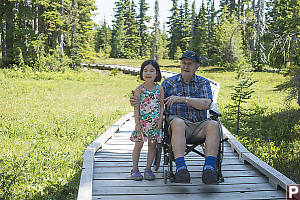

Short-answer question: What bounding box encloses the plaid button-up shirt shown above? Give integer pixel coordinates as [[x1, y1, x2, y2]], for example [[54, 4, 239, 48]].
[[162, 74, 212, 123]]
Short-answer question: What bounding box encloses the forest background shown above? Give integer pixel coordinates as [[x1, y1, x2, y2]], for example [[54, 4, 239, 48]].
[[0, 0, 299, 199]]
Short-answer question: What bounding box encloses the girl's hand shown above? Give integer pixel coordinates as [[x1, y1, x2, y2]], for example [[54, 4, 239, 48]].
[[157, 119, 163, 130]]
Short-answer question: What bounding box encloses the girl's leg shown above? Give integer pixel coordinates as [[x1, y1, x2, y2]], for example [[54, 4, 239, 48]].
[[145, 140, 156, 170], [132, 141, 144, 170]]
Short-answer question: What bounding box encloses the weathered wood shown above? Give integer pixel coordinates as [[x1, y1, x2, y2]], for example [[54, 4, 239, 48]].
[[91, 190, 286, 200], [92, 164, 255, 173], [93, 170, 263, 180], [77, 149, 94, 200], [242, 152, 296, 189], [92, 182, 281, 196], [93, 159, 246, 167], [92, 176, 268, 187]]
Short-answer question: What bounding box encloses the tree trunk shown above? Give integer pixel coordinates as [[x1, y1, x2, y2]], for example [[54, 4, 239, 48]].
[[38, 3, 45, 34], [33, 2, 38, 35], [0, 0, 5, 67], [71, 0, 77, 67], [59, 0, 65, 56], [4, 0, 14, 67], [236, 96, 241, 135], [152, 0, 159, 60]]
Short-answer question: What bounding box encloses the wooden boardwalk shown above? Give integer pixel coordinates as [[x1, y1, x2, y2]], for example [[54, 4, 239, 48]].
[[89, 115, 287, 200], [78, 64, 295, 200]]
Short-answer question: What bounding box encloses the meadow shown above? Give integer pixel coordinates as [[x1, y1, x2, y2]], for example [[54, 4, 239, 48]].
[[0, 68, 137, 199], [0, 61, 299, 199]]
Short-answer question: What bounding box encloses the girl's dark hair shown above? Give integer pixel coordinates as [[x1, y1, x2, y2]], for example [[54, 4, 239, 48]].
[[139, 60, 162, 82]]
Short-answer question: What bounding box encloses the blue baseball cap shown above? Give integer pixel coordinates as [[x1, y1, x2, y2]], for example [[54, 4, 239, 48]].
[[179, 51, 200, 63]]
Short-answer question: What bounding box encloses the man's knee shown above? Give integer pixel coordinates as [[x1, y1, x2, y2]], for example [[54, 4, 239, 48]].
[[207, 120, 219, 129], [170, 118, 186, 133], [205, 120, 219, 136]]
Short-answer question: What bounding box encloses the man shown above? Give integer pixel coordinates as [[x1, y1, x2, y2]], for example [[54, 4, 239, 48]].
[[131, 51, 220, 184]]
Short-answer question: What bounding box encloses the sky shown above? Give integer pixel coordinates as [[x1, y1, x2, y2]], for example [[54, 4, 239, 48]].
[[91, 0, 211, 28]]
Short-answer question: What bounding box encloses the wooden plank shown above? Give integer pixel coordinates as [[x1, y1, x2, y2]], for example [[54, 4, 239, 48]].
[[95, 151, 237, 158], [91, 190, 285, 200], [94, 153, 209, 160], [92, 176, 268, 187], [242, 152, 296, 189], [105, 139, 231, 147], [92, 164, 255, 173], [92, 183, 283, 196], [93, 158, 244, 166], [93, 170, 263, 180], [94, 153, 237, 159], [77, 149, 94, 200]]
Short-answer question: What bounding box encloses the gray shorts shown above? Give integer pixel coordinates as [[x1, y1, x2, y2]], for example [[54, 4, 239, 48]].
[[167, 115, 211, 143]]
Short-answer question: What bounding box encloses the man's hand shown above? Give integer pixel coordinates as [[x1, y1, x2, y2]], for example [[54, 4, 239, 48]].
[[130, 90, 139, 107], [165, 95, 184, 107]]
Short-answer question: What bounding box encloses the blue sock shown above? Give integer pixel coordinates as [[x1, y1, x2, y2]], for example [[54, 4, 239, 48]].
[[175, 157, 187, 172], [203, 156, 217, 171]]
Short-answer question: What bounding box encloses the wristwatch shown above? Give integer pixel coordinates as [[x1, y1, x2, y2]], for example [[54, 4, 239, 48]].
[[185, 96, 190, 103]]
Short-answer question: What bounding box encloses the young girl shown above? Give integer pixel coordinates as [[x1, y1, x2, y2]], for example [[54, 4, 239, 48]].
[[130, 60, 164, 181]]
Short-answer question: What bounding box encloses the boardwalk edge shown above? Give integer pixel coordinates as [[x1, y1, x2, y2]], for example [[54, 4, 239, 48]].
[[77, 111, 134, 200], [222, 126, 296, 190]]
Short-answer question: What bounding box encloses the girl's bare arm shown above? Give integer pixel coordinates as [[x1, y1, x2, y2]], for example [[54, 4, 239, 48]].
[[133, 85, 142, 132]]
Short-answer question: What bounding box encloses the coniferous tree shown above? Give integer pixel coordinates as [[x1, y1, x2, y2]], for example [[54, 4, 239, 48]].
[[110, 0, 127, 58], [95, 20, 111, 56], [167, 0, 181, 59], [190, 1, 196, 47], [137, 0, 150, 57], [191, 2, 209, 60], [207, 0, 218, 65], [111, 0, 141, 58], [229, 65, 257, 134], [179, 0, 192, 53], [123, 0, 141, 58], [0, 0, 96, 69], [215, 9, 245, 69]]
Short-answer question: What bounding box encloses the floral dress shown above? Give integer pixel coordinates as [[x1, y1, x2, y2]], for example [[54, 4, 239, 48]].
[[130, 84, 163, 143]]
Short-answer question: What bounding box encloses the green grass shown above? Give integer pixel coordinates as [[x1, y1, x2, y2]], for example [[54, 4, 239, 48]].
[[0, 69, 139, 199]]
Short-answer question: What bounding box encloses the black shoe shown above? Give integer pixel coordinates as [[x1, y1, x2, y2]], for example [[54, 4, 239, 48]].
[[202, 169, 218, 184], [175, 169, 190, 183]]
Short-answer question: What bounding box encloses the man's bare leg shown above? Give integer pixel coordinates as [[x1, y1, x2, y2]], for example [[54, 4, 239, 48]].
[[196, 120, 220, 184], [170, 118, 186, 158], [170, 117, 190, 183]]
